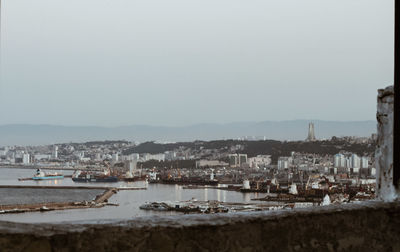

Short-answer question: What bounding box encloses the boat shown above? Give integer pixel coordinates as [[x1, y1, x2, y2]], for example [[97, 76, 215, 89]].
[[139, 200, 230, 214], [32, 169, 64, 180], [123, 175, 147, 182], [72, 170, 118, 183], [72, 176, 118, 182], [158, 177, 219, 186], [139, 202, 171, 211], [122, 171, 147, 182], [139, 201, 201, 213], [156, 169, 219, 185]]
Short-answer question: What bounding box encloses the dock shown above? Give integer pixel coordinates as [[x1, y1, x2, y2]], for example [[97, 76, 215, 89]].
[[0, 187, 118, 214], [182, 185, 242, 191], [0, 185, 147, 214], [0, 185, 147, 191], [0, 185, 115, 190], [0, 164, 104, 171], [251, 194, 323, 203], [139, 200, 287, 214]]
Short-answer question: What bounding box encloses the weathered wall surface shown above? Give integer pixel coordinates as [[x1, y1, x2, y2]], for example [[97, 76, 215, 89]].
[[376, 86, 398, 201], [0, 201, 399, 252]]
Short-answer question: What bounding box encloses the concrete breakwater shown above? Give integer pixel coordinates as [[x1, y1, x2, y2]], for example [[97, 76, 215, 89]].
[[0, 164, 103, 171], [0, 185, 147, 190], [0, 187, 118, 214]]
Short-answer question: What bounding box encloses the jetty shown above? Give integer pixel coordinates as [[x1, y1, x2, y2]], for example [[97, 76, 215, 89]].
[[0, 187, 117, 214], [0, 185, 146, 214]]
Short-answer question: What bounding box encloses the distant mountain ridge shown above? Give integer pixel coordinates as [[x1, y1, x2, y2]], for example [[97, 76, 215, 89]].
[[0, 120, 376, 146]]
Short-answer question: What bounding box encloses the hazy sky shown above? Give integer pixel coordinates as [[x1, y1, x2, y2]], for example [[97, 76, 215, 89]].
[[0, 0, 394, 127]]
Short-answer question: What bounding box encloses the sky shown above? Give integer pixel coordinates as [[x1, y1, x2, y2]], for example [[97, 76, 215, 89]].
[[0, 0, 394, 127]]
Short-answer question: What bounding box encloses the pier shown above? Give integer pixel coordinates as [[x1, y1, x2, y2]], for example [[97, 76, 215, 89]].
[[0, 164, 104, 171], [0, 185, 147, 190], [0, 187, 114, 214], [0, 185, 146, 214]]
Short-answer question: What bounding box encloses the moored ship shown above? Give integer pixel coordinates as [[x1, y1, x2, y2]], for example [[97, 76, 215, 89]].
[[158, 178, 219, 186], [123, 175, 147, 182], [72, 170, 118, 183], [32, 169, 64, 180], [151, 169, 219, 185]]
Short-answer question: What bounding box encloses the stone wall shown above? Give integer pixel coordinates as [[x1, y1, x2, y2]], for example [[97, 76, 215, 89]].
[[0, 201, 399, 252], [376, 85, 398, 201]]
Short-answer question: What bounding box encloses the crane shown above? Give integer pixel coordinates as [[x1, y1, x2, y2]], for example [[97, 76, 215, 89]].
[[103, 160, 111, 176], [305, 174, 320, 190]]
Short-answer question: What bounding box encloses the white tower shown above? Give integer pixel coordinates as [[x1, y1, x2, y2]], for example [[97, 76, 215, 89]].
[[22, 154, 30, 164], [52, 146, 58, 159], [306, 122, 316, 141]]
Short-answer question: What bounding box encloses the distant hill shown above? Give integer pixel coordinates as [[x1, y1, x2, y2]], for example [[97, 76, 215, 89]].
[[124, 138, 375, 165], [0, 120, 376, 146]]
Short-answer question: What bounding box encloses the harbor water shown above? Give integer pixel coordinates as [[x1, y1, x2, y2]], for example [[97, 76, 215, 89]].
[[0, 167, 270, 223]]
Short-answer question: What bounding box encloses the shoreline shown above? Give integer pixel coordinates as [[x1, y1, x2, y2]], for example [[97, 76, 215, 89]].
[[0, 165, 102, 171]]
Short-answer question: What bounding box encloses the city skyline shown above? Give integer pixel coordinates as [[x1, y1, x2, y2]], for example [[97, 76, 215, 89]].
[[0, 119, 376, 146]]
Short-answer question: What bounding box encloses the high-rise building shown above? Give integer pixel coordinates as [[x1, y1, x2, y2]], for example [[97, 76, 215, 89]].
[[361, 157, 369, 168], [228, 154, 238, 167], [52, 146, 58, 159], [248, 155, 271, 168], [128, 153, 140, 161], [351, 154, 360, 169], [277, 157, 292, 170], [238, 154, 248, 165], [164, 151, 176, 161], [334, 154, 341, 168], [334, 154, 346, 168], [306, 122, 316, 141], [277, 159, 289, 170], [346, 158, 351, 169], [142, 153, 165, 162], [22, 153, 30, 164], [228, 154, 248, 167]]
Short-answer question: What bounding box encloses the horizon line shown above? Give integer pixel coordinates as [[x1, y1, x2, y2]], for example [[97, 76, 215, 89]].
[[0, 119, 377, 128]]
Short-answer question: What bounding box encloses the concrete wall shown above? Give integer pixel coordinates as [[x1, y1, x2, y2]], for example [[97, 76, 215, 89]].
[[376, 86, 398, 201], [0, 201, 399, 252]]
